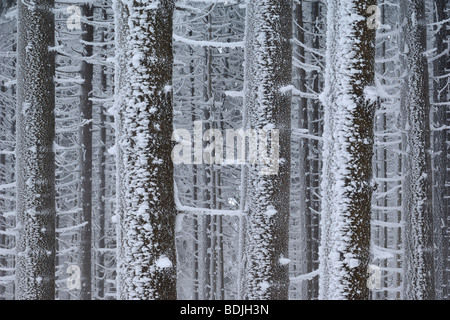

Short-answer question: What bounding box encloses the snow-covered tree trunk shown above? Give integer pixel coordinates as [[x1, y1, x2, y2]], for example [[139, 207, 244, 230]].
[[305, 0, 324, 300], [78, 3, 94, 301], [243, 0, 292, 300], [96, 8, 109, 298], [0, 92, 6, 299], [399, 0, 435, 300], [318, 0, 377, 300], [16, 0, 56, 300], [113, 0, 177, 300], [293, 0, 312, 300], [431, 0, 448, 300]]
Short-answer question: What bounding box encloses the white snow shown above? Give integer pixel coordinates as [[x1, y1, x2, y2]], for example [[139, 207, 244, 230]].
[[155, 256, 172, 269], [259, 281, 270, 292]]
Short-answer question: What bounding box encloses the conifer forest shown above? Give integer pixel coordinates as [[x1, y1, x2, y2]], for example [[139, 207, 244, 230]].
[[0, 0, 449, 300]]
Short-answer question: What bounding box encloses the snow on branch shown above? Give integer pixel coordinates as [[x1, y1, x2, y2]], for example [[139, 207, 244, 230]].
[[0, 229, 14, 236], [177, 205, 245, 217], [175, 3, 202, 13], [0, 248, 15, 255], [0, 182, 15, 191], [371, 220, 404, 228], [173, 34, 244, 49], [280, 85, 318, 99], [224, 90, 244, 98], [290, 269, 320, 283], [174, 181, 244, 217], [291, 37, 325, 57], [56, 221, 88, 234], [0, 275, 15, 284], [292, 128, 323, 142], [432, 125, 450, 132], [428, 16, 450, 27]]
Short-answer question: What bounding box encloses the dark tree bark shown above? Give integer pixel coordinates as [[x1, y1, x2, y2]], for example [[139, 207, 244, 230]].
[[431, 0, 448, 300], [243, 0, 292, 300], [319, 0, 377, 300], [16, 0, 56, 300], [114, 0, 177, 300], [78, 3, 94, 301], [308, 0, 323, 300], [96, 9, 108, 299]]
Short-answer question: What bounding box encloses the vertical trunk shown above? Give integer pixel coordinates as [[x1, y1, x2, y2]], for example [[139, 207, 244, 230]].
[[114, 0, 177, 300], [447, 0, 450, 300], [189, 31, 200, 299], [216, 114, 224, 300], [0, 82, 6, 299], [78, 3, 94, 301], [293, 0, 312, 300], [373, 3, 388, 299], [16, 0, 56, 300], [237, 1, 253, 300], [97, 8, 108, 299], [309, 0, 322, 300], [216, 214, 224, 300], [198, 8, 215, 300], [319, 0, 376, 300], [243, 0, 292, 300], [0, 115, 5, 300], [431, 0, 448, 300], [400, 0, 435, 300]]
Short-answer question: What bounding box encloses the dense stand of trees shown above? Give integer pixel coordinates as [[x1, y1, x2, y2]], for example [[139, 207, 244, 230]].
[[0, 0, 448, 300]]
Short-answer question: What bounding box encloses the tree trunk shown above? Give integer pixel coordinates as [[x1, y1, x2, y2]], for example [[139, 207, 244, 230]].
[[114, 0, 177, 300], [78, 3, 94, 301], [431, 0, 448, 300], [243, 0, 292, 300], [309, 0, 322, 300], [97, 7, 108, 299], [16, 0, 56, 300], [0, 82, 6, 299], [293, 0, 312, 300], [400, 0, 435, 300], [318, 0, 377, 300]]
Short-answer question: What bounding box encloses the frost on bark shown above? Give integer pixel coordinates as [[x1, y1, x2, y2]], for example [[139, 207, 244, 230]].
[[431, 0, 448, 300], [318, 0, 377, 300], [97, 8, 109, 299], [114, 0, 177, 300], [16, 0, 56, 300], [243, 0, 292, 300], [400, 0, 435, 300], [78, 3, 94, 301]]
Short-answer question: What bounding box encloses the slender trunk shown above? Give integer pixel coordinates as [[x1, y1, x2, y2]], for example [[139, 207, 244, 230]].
[[400, 0, 435, 300], [309, 0, 322, 300], [189, 29, 200, 299], [293, 0, 312, 300], [202, 8, 214, 300], [216, 114, 224, 300], [431, 0, 448, 300], [97, 8, 108, 299], [78, 3, 94, 301], [0, 83, 6, 299]]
